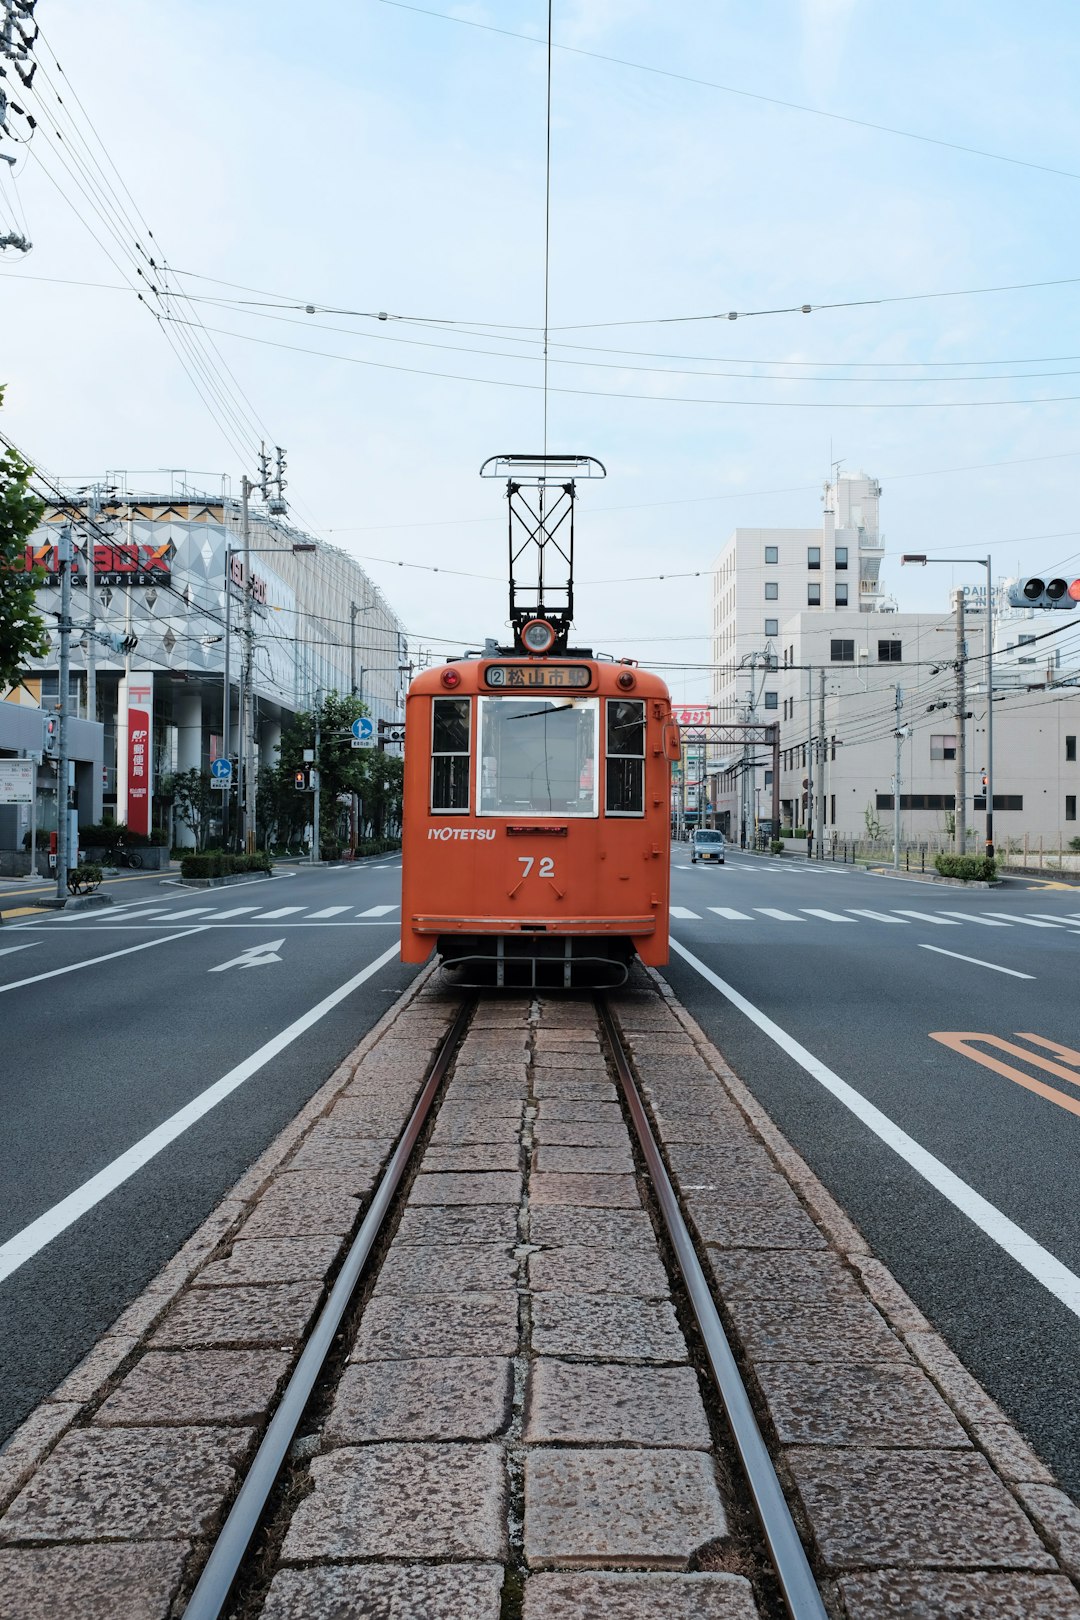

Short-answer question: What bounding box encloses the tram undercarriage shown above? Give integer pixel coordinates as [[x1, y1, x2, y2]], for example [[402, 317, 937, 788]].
[[438, 932, 634, 990]]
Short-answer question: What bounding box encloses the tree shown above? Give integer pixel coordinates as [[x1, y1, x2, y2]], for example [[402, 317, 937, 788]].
[[0, 391, 48, 695], [277, 691, 404, 852], [163, 768, 217, 851], [360, 748, 404, 840]]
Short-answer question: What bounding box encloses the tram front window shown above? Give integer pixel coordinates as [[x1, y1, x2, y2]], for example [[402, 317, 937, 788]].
[[478, 697, 598, 815]]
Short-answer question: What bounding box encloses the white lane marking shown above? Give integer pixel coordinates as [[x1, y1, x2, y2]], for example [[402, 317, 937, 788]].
[[0, 942, 41, 958], [847, 909, 909, 924], [357, 904, 398, 918], [145, 908, 216, 922], [939, 912, 1011, 927], [709, 907, 753, 920], [0, 939, 402, 1284], [251, 906, 305, 920], [756, 908, 804, 921], [211, 906, 261, 920], [668, 937, 1080, 1320], [0, 929, 207, 996], [801, 908, 855, 923], [985, 913, 1065, 930], [675, 864, 693, 870], [307, 906, 352, 919], [918, 944, 1035, 980], [893, 910, 961, 926], [209, 938, 285, 972]]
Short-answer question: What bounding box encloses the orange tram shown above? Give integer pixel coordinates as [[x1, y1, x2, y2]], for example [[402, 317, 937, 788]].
[[400, 641, 680, 988]]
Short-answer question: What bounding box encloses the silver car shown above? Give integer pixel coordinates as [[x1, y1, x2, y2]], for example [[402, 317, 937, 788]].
[[690, 830, 725, 864]]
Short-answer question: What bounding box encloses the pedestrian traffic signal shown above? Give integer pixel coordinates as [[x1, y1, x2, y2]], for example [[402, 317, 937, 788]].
[[1006, 576, 1080, 610], [43, 714, 58, 755]]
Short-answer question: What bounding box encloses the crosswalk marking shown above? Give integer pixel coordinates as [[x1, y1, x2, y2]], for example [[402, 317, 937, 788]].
[[212, 906, 261, 919], [801, 908, 855, 923], [939, 912, 1010, 927], [307, 906, 352, 919], [669, 906, 701, 920], [892, 910, 961, 926], [357, 904, 398, 918], [147, 907, 216, 921], [756, 908, 804, 921], [847, 909, 909, 924], [252, 906, 305, 919], [986, 913, 1065, 929], [709, 907, 752, 920]]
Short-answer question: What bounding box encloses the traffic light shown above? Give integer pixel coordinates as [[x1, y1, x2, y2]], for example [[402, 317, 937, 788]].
[[43, 714, 58, 755], [1006, 576, 1080, 610], [293, 767, 308, 792], [377, 719, 406, 749]]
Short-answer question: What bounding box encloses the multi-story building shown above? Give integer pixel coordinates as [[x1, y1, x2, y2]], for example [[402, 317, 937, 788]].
[[2, 475, 408, 855]]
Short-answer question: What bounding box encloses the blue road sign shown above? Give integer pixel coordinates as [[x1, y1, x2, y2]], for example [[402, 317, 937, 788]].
[[210, 758, 233, 780], [351, 717, 374, 741]]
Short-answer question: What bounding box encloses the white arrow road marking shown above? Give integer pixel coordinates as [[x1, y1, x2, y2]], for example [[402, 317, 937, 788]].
[[0, 942, 41, 958], [209, 939, 285, 972]]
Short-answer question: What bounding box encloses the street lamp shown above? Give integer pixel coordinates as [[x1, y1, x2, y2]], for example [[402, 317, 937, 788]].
[[901, 554, 995, 859], [223, 540, 317, 851]]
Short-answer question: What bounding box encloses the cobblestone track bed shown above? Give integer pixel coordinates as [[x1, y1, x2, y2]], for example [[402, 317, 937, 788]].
[[2, 970, 1080, 1618]]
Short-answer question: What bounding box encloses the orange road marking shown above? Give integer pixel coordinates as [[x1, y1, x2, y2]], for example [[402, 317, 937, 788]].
[[930, 1031, 1080, 1119]]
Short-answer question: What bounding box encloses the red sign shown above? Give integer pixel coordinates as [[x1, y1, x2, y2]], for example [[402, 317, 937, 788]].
[[20, 541, 172, 585], [126, 677, 153, 837], [228, 554, 268, 604], [671, 706, 715, 726]]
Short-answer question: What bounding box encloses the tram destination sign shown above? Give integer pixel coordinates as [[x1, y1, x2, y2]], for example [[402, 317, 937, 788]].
[[484, 664, 591, 689]]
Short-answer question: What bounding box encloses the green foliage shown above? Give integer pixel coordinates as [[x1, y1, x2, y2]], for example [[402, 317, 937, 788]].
[[1069, 836, 1080, 854], [278, 692, 404, 849], [0, 394, 49, 695], [779, 826, 793, 838], [180, 850, 272, 879], [792, 825, 808, 839], [67, 863, 103, 893], [81, 821, 150, 849], [770, 839, 784, 855], [161, 769, 217, 852], [863, 802, 886, 840], [934, 853, 998, 882]]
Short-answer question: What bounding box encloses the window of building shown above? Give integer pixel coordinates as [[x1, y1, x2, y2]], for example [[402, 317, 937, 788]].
[[831, 639, 854, 662], [807, 546, 821, 569], [605, 698, 645, 816], [765, 545, 778, 564], [764, 691, 778, 710], [830, 793, 836, 823], [430, 696, 471, 813], [835, 546, 848, 569], [765, 770, 774, 787], [876, 793, 957, 811], [765, 582, 779, 600], [807, 583, 821, 606], [1067, 795, 1077, 822], [1018, 634, 1036, 666], [973, 795, 1024, 812], [835, 583, 849, 607], [764, 617, 778, 637], [930, 734, 957, 761], [878, 639, 902, 662], [478, 696, 598, 816], [1067, 735, 1077, 762]]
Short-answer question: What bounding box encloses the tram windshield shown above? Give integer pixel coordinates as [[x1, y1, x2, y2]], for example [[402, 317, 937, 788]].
[[478, 697, 598, 815]]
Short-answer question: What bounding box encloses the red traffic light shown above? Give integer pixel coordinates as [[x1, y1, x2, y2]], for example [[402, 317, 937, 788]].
[[1070, 578, 1080, 601]]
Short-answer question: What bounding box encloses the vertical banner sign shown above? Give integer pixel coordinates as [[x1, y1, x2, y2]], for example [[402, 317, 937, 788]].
[[120, 673, 154, 836]]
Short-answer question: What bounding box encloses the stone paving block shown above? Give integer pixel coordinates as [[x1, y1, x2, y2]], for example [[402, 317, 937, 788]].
[[282, 1442, 508, 1561], [410, 1170, 523, 1205], [422, 1144, 522, 1173], [693, 1203, 827, 1250], [847, 1254, 931, 1333], [522, 1571, 761, 1619], [638, 1058, 718, 1086], [95, 1347, 292, 1427], [725, 1296, 905, 1362], [395, 1203, 520, 1246], [525, 1361, 711, 1448], [837, 1571, 1080, 1619], [705, 1247, 863, 1304], [0, 1426, 253, 1542], [534, 1118, 629, 1147], [195, 1235, 341, 1288], [0, 1542, 189, 1620], [970, 1421, 1055, 1485], [377, 1242, 518, 1294], [537, 1099, 623, 1122], [451, 1062, 530, 1084], [262, 1562, 505, 1620], [753, 1359, 969, 1448], [1021, 1483, 1080, 1577], [531, 1292, 685, 1361], [150, 1281, 319, 1347], [44, 1334, 140, 1403], [0, 1404, 79, 1511], [788, 1447, 1056, 1570], [681, 1172, 808, 1215], [351, 1291, 519, 1360], [666, 1141, 776, 1178], [529, 1243, 669, 1297], [525, 1448, 727, 1568], [327, 1356, 513, 1443], [534, 1051, 609, 1071], [534, 1031, 601, 1047], [533, 1078, 618, 1101], [907, 1330, 1008, 1424], [530, 1205, 654, 1249], [531, 1172, 641, 1209], [285, 1131, 392, 1173], [237, 1177, 361, 1239], [534, 1145, 636, 1175]]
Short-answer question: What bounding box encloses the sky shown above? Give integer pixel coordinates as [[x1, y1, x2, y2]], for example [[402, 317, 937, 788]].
[[2, 0, 1080, 703]]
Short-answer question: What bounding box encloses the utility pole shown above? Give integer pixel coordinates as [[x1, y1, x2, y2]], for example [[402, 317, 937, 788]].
[[55, 525, 73, 902], [954, 591, 967, 856], [241, 476, 256, 853], [892, 685, 910, 871], [815, 668, 826, 856], [805, 666, 814, 846], [984, 557, 995, 860], [310, 695, 321, 866]]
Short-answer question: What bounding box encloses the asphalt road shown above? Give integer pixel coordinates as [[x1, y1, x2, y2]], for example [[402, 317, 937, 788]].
[[0, 856, 418, 1443], [664, 845, 1080, 1494]]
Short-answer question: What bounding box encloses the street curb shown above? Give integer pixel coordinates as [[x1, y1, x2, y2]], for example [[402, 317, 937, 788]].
[[177, 872, 275, 890], [0, 955, 438, 1514], [866, 868, 1000, 889]]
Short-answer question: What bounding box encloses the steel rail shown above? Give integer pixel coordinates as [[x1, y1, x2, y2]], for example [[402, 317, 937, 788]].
[[184, 995, 476, 1620], [596, 996, 829, 1620]]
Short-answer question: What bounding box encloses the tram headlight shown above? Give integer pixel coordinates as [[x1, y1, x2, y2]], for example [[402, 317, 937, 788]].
[[521, 618, 557, 654], [441, 667, 462, 688], [616, 670, 637, 690]]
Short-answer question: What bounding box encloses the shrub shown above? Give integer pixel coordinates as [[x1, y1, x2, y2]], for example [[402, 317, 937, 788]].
[[779, 826, 793, 839], [934, 853, 997, 882], [1069, 836, 1080, 854], [792, 826, 808, 839], [180, 851, 272, 879], [67, 862, 103, 894], [770, 839, 784, 855]]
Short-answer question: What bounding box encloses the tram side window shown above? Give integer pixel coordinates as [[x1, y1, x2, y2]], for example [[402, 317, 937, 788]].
[[431, 697, 470, 813], [606, 698, 645, 816]]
